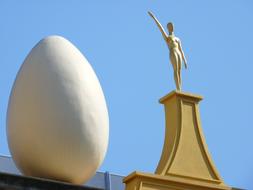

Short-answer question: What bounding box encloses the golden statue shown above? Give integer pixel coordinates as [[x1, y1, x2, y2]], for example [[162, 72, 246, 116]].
[[148, 11, 187, 91]]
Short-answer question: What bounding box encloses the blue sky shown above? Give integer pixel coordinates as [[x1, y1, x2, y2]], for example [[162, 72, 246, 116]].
[[1, 1, 253, 189]]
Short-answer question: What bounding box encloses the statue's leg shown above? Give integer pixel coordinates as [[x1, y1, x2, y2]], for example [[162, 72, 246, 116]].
[[177, 51, 182, 90], [170, 51, 180, 91]]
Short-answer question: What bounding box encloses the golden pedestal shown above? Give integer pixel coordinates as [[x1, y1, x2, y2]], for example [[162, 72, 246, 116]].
[[123, 91, 231, 190]]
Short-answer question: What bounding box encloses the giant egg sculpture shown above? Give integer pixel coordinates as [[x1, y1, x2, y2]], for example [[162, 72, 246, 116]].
[[7, 36, 109, 184]]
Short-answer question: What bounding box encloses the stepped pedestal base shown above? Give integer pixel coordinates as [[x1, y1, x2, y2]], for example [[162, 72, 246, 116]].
[[124, 172, 231, 190]]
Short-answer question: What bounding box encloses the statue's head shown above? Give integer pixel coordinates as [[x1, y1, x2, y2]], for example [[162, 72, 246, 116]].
[[167, 22, 174, 34]]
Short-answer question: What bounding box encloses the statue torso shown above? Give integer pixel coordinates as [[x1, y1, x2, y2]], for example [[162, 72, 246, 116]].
[[167, 35, 179, 49]]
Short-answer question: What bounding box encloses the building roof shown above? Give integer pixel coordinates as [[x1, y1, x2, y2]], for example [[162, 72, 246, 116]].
[[0, 171, 102, 190], [0, 155, 125, 190], [0, 155, 243, 190]]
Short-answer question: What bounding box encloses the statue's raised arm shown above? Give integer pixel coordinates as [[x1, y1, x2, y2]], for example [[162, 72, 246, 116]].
[[148, 11, 168, 41]]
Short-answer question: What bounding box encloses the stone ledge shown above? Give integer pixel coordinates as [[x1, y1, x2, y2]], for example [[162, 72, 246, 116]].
[[0, 172, 102, 190]]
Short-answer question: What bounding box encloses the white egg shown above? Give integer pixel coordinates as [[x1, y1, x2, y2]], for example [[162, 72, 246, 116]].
[[7, 36, 109, 184]]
